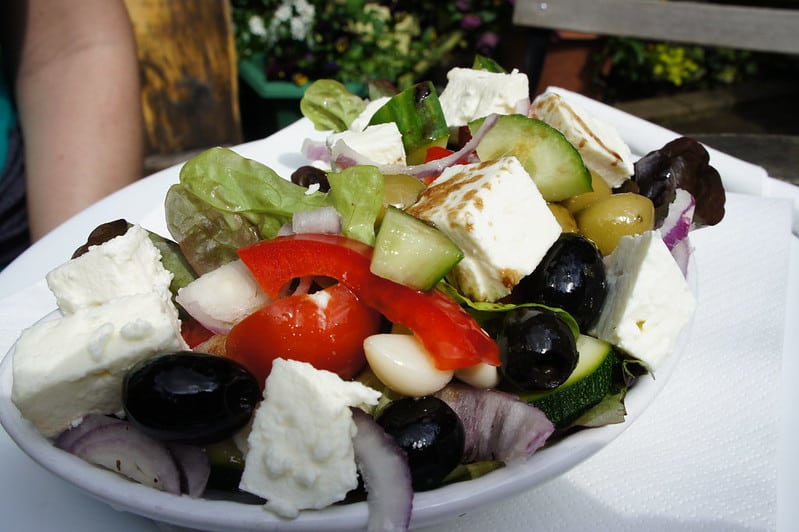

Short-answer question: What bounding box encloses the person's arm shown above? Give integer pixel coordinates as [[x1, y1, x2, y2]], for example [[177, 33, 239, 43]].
[[6, 0, 143, 241]]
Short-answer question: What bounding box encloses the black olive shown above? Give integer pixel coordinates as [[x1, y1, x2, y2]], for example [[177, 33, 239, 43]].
[[498, 307, 578, 391], [72, 219, 130, 258], [517, 233, 607, 330], [123, 352, 260, 444], [377, 396, 464, 491], [290, 165, 330, 192]]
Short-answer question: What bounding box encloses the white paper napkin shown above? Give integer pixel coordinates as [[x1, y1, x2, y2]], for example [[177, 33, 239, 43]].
[[420, 191, 794, 531]]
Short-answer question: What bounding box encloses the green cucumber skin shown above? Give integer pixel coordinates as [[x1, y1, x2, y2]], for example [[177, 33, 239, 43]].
[[522, 335, 617, 428], [368, 82, 449, 159], [471, 114, 592, 202], [370, 206, 464, 291]]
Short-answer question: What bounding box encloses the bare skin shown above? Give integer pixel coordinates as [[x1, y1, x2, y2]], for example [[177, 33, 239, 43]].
[[2, 0, 143, 241]]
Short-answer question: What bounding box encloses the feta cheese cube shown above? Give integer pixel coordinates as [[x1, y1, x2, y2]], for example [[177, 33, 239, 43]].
[[529, 91, 634, 188], [46, 225, 173, 314], [328, 122, 406, 166], [407, 156, 561, 302], [239, 359, 380, 518], [590, 230, 696, 369], [349, 96, 391, 132], [438, 67, 529, 127], [11, 292, 186, 437]]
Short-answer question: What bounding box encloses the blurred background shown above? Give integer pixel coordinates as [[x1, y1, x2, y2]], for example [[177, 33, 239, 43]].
[[124, 0, 799, 180]]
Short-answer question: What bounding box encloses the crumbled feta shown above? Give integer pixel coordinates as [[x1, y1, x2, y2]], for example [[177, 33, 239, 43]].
[[438, 67, 529, 127], [46, 225, 173, 314], [328, 122, 406, 166], [11, 292, 185, 437], [406, 156, 561, 302], [239, 359, 380, 518], [529, 91, 634, 188], [590, 230, 696, 369]]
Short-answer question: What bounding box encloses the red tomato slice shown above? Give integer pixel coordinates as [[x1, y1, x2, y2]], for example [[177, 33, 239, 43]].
[[181, 317, 214, 348], [237, 234, 500, 370], [424, 146, 455, 162], [226, 283, 382, 385]]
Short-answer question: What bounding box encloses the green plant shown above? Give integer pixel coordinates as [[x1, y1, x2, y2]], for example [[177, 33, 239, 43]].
[[230, 0, 514, 89], [596, 37, 764, 101]]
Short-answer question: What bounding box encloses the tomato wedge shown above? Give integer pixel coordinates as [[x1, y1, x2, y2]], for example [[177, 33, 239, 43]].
[[226, 283, 382, 384], [237, 234, 499, 370], [424, 146, 455, 162]]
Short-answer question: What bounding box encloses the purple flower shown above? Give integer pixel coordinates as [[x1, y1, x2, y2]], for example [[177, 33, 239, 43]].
[[476, 31, 499, 53], [456, 0, 473, 11], [461, 14, 483, 30]]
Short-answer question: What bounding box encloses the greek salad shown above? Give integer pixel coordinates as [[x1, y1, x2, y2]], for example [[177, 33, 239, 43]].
[[9, 57, 725, 530]]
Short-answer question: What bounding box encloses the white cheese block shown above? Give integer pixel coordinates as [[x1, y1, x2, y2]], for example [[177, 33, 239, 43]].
[[46, 225, 173, 314], [239, 358, 380, 518], [529, 91, 634, 188], [328, 122, 406, 166], [348, 95, 391, 132], [407, 156, 561, 302], [11, 292, 186, 437], [438, 67, 529, 127], [590, 230, 696, 369]]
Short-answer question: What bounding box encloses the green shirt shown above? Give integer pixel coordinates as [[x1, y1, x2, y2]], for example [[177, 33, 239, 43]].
[[0, 57, 16, 172]]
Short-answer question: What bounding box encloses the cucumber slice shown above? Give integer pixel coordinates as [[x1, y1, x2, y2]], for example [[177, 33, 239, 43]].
[[520, 334, 617, 428], [470, 114, 592, 202], [370, 206, 464, 291], [368, 82, 450, 165]]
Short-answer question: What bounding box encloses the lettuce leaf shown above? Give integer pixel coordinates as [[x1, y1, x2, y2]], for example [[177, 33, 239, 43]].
[[327, 165, 384, 246], [299, 79, 366, 132], [437, 280, 581, 339], [165, 148, 385, 273]]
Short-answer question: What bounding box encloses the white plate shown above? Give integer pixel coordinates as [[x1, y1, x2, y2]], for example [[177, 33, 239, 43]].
[[0, 112, 699, 529], [0, 290, 694, 531]]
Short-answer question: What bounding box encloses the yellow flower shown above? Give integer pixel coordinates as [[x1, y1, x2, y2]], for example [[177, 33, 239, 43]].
[[293, 72, 309, 85]]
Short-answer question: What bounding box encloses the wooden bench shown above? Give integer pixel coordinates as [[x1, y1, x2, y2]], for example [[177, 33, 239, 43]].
[[513, 0, 799, 54]]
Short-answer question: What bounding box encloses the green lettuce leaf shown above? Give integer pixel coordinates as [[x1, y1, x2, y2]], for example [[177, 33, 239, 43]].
[[299, 79, 367, 132], [165, 148, 386, 272], [327, 166, 384, 246], [436, 281, 580, 339], [165, 184, 262, 275], [178, 147, 329, 239]]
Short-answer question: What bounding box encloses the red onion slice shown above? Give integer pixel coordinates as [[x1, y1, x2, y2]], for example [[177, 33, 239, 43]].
[[436, 383, 554, 464], [301, 138, 330, 163], [167, 442, 211, 498], [54, 413, 125, 452], [660, 188, 696, 251], [659, 188, 696, 276], [66, 420, 182, 495], [351, 408, 412, 532], [176, 259, 271, 335], [670, 235, 693, 277], [292, 206, 343, 235]]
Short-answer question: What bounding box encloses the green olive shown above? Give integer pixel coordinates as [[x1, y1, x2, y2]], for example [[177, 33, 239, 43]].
[[575, 192, 655, 255], [383, 174, 426, 210], [561, 171, 613, 214], [547, 203, 578, 233]]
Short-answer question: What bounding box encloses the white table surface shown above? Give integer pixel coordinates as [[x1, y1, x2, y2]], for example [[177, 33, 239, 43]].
[[1, 92, 797, 531]]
